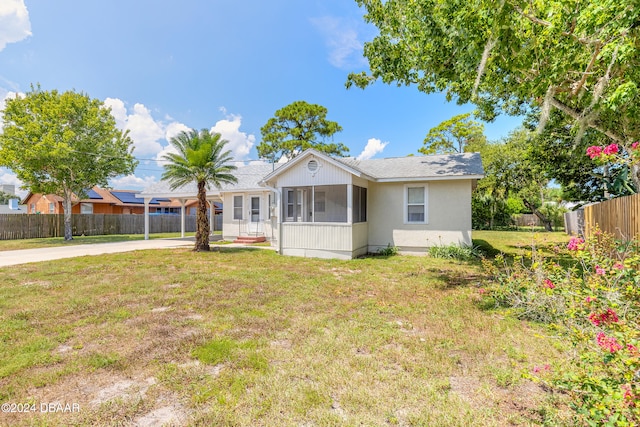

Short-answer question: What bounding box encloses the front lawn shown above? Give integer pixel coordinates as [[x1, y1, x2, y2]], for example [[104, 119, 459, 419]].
[[0, 231, 572, 426]]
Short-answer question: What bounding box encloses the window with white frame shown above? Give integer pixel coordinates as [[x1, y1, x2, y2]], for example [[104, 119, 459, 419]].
[[233, 195, 243, 220], [80, 203, 93, 214], [250, 196, 260, 222], [405, 185, 427, 223], [353, 186, 367, 223], [48, 202, 55, 214]]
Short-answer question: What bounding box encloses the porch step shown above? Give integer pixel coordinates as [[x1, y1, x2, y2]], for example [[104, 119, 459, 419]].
[[233, 236, 266, 244]]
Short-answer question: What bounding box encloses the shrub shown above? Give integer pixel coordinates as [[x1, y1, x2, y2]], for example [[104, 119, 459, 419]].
[[481, 230, 640, 425], [428, 243, 480, 261], [377, 244, 399, 256]]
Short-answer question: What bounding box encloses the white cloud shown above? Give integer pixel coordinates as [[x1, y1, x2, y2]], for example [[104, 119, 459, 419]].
[[311, 16, 368, 69], [104, 97, 187, 157], [0, 0, 31, 51], [357, 138, 388, 160], [0, 168, 27, 198], [164, 121, 190, 142], [109, 174, 157, 190], [210, 114, 256, 161], [103, 97, 127, 128], [125, 103, 166, 155], [0, 90, 21, 132]]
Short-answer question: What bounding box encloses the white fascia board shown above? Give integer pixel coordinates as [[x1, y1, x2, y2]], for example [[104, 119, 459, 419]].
[[220, 187, 269, 194], [374, 174, 485, 183]]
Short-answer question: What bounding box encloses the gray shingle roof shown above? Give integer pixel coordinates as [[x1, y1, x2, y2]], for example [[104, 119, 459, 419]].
[[138, 163, 279, 197], [138, 151, 483, 198], [336, 152, 484, 180]]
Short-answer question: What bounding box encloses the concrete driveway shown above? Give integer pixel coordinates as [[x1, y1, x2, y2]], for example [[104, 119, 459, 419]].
[[0, 238, 196, 267]]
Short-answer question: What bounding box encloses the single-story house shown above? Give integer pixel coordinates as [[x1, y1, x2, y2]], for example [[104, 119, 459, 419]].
[[137, 149, 484, 259], [0, 198, 26, 214], [21, 187, 216, 215]]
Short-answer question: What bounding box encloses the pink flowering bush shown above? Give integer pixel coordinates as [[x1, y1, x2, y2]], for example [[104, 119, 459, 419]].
[[481, 230, 640, 425], [587, 142, 640, 164]]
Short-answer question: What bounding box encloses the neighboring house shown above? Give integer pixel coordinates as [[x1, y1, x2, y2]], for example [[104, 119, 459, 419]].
[[0, 198, 26, 214], [21, 187, 179, 215], [138, 149, 484, 259]]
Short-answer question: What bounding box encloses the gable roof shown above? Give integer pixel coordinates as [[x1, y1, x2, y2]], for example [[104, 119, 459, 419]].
[[22, 187, 172, 206], [259, 149, 484, 184], [259, 149, 375, 185], [137, 163, 279, 199], [137, 150, 484, 199], [337, 152, 484, 182]]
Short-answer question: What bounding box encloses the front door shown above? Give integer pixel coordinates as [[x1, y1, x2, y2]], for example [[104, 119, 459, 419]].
[[249, 196, 261, 234]]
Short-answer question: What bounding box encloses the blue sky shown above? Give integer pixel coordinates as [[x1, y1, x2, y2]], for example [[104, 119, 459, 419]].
[[0, 0, 522, 197]]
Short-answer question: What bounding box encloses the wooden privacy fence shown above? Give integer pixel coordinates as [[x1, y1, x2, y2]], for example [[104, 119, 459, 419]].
[[583, 194, 640, 241], [0, 214, 200, 240]]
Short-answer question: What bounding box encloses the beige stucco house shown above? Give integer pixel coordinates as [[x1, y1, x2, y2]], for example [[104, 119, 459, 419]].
[[137, 149, 484, 259]]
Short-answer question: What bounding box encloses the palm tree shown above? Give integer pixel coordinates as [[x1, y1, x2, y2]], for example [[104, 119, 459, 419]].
[[162, 129, 238, 251]]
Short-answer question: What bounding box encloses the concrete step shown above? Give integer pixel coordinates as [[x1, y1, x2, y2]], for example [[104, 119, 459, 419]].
[[233, 236, 267, 244]]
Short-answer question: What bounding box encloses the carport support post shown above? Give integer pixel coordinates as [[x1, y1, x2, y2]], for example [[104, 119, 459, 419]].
[[179, 199, 186, 238], [143, 197, 151, 240], [208, 199, 214, 234]]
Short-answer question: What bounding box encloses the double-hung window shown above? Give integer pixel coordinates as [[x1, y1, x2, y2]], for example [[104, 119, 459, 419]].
[[233, 195, 243, 220], [80, 203, 93, 214], [405, 185, 427, 224]]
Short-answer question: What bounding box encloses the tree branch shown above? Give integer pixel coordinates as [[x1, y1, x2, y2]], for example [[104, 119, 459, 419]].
[[548, 97, 623, 143], [510, 3, 551, 27], [572, 43, 602, 96]]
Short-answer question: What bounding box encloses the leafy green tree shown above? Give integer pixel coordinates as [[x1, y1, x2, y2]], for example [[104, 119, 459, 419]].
[[0, 191, 19, 205], [527, 111, 636, 202], [162, 129, 237, 252], [420, 113, 486, 154], [258, 101, 347, 162], [348, 0, 640, 188], [474, 128, 557, 231], [0, 86, 137, 240]]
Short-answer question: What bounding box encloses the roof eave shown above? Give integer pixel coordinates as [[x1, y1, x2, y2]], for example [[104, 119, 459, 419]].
[[375, 174, 485, 183]]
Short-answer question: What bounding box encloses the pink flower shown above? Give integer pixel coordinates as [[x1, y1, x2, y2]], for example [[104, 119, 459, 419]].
[[586, 146, 603, 159], [532, 364, 551, 374], [613, 262, 624, 270], [621, 384, 635, 403], [632, 142, 639, 150], [567, 236, 584, 251], [596, 332, 623, 353], [627, 344, 639, 355], [595, 265, 606, 275], [585, 296, 597, 303], [588, 309, 619, 326], [478, 288, 488, 295], [603, 144, 619, 155], [543, 279, 555, 289]]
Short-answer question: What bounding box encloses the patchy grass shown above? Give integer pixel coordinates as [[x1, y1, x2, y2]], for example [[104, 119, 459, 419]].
[[473, 230, 570, 260], [0, 232, 573, 426], [0, 232, 198, 251]]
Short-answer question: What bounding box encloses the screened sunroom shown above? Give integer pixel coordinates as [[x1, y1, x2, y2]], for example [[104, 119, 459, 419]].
[[281, 185, 367, 224]]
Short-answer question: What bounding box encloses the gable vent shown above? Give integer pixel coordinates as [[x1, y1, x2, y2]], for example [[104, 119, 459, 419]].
[[307, 159, 319, 172]]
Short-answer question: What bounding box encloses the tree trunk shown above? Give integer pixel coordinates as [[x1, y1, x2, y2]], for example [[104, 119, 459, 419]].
[[523, 199, 553, 232], [194, 181, 210, 252], [632, 163, 640, 194], [63, 189, 73, 241]]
